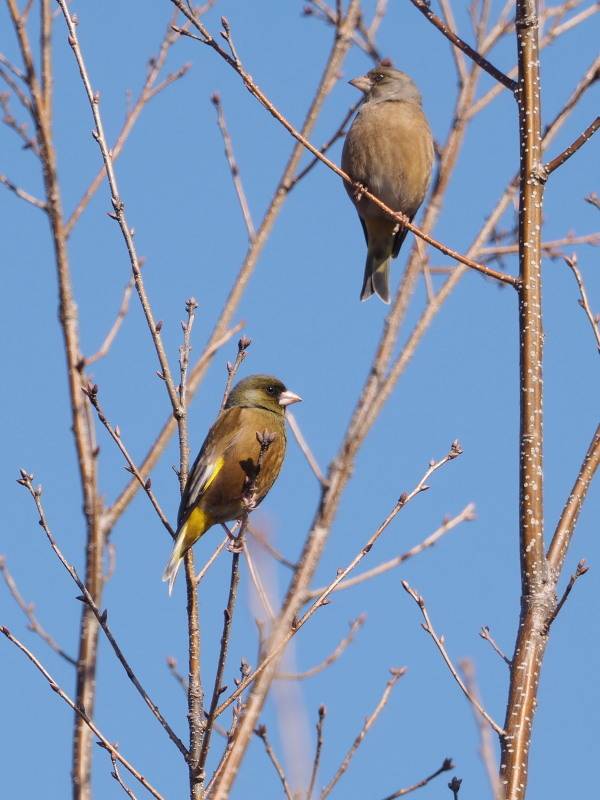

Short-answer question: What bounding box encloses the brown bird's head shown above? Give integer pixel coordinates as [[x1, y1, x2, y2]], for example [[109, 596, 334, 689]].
[[349, 66, 423, 106], [226, 374, 302, 416]]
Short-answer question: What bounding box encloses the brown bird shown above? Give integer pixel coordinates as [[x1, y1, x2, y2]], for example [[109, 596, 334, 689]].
[[342, 66, 434, 303], [162, 374, 301, 594]]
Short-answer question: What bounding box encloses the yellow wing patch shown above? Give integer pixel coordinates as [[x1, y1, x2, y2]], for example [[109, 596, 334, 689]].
[[201, 455, 225, 492]]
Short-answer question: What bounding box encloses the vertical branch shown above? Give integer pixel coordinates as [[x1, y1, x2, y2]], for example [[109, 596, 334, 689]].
[[205, 4, 362, 796], [5, 3, 103, 798], [499, 2, 554, 797]]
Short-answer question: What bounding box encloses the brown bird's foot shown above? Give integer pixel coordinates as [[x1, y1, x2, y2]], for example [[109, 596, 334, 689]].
[[352, 182, 367, 202], [227, 534, 245, 554]]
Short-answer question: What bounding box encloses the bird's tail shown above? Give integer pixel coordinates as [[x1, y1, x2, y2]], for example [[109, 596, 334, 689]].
[[361, 247, 392, 303], [162, 523, 190, 596]]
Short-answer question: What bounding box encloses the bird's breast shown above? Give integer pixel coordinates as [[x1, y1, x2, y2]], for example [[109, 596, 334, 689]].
[[342, 100, 434, 218]]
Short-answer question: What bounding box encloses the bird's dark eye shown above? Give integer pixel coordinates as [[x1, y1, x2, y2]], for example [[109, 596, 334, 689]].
[[373, 73, 384, 82], [266, 385, 275, 395]]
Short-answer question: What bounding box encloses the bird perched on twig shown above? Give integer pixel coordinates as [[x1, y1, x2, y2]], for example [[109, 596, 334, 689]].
[[162, 374, 301, 595], [342, 66, 434, 303]]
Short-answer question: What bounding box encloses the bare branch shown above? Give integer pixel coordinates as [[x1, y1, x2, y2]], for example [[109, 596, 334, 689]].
[[56, 1, 182, 417], [277, 615, 366, 680], [287, 410, 328, 488], [543, 115, 600, 176], [380, 757, 455, 799], [408, 0, 516, 90], [80, 384, 174, 535], [15, 470, 187, 758], [459, 660, 499, 796], [308, 705, 326, 800], [171, 3, 518, 287], [546, 559, 589, 630], [320, 668, 406, 799], [402, 581, 504, 735], [85, 277, 135, 366], [547, 424, 600, 572], [305, 504, 476, 599], [563, 255, 600, 352], [254, 726, 294, 800], [0, 627, 166, 800], [479, 626, 511, 666], [212, 92, 256, 241], [221, 335, 252, 410], [109, 752, 140, 800], [214, 443, 464, 719], [0, 173, 46, 208], [0, 557, 76, 664]]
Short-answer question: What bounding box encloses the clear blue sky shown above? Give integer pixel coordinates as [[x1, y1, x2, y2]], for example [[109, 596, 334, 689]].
[[1, 1, 599, 798]]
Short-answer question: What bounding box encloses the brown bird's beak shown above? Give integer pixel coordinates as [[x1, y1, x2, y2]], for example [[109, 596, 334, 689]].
[[278, 390, 302, 407], [348, 74, 371, 94]]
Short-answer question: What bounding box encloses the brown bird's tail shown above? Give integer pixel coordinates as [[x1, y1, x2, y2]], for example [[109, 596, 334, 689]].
[[162, 523, 190, 596], [362, 246, 392, 303]]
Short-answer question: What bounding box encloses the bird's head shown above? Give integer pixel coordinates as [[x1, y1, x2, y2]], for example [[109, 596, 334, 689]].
[[227, 374, 302, 416], [349, 66, 423, 106]]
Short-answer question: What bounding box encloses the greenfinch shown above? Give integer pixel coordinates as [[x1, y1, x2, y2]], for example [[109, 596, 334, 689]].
[[162, 374, 301, 594], [341, 66, 434, 303]]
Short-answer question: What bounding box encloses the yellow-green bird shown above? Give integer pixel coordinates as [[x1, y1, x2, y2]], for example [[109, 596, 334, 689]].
[[162, 374, 301, 594], [342, 66, 434, 303]]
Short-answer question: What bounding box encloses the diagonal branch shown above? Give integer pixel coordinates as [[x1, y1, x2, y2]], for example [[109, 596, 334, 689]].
[[0, 627, 166, 800], [402, 581, 504, 736], [408, 0, 516, 90]]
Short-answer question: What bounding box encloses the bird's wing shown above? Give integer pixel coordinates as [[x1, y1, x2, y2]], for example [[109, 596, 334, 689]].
[[177, 411, 236, 525]]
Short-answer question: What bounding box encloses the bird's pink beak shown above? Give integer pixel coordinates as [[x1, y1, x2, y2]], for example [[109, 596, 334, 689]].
[[279, 390, 302, 407], [349, 74, 371, 94]]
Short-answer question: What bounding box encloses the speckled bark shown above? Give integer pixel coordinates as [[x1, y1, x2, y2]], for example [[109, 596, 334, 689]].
[[498, 2, 555, 797]]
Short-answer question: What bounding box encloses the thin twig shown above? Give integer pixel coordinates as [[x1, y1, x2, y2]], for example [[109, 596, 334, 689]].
[[65, 10, 191, 236], [459, 660, 499, 796], [0, 627, 165, 800], [177, 297, 199, 492], [254, 726, 294, 800], [80, 385, 174, 534], [543, 116, 600, 176], [307, 705, 326, 800], [479, 232, 599, 256], [547, 424, 600, 572], [247, 524, 297, 570], [212, 92, 256, 240], [287, 411, 327, 488], [305, 504, 476, 599], [545, 559, 589, 630], [214, 443, 464, 719], [380, 757, 455, 799], [15, 470, 187, 757], [0, 173, 46, 208], [319, 668, 406, 799], [56, 1, 182, 417], [85, 277, 135, 365], [0, 557, 76, 665], [289, 100, 362, 188], [402, 580, 504, 735], [195, 534, 230, 585], [479, 626, 511, 665], [409, 0, 516, 91], [166, 656, 188, 692], [563, 255, 600, 352], [244, 545, 275, 621], [109, 751, 139, 800], [277, 615, 366, 680], [170, 5, 517, 287], [221, 335, 252, 409]]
